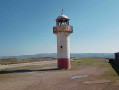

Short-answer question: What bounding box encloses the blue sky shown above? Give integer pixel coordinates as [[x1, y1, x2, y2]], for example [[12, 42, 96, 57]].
[[0, 0, 119, 56]]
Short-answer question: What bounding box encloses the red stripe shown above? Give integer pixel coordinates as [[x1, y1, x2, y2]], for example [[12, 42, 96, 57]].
[[58, 58, 70, 69]]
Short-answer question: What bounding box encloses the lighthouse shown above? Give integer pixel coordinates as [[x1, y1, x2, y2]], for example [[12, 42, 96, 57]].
[[53, 10, 73, 69]]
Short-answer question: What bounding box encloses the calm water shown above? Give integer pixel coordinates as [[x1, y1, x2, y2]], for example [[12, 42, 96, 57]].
[[0, 53, 115, 60]]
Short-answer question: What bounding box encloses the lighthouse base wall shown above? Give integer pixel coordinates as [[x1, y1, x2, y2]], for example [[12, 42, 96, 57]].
[[58, 58, 70, 69]]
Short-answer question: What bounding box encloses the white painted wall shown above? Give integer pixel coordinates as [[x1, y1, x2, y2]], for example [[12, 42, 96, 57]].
[[57, 32, 70, 58]]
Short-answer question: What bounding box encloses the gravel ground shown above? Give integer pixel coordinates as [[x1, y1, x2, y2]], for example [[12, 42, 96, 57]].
[[0, 59, 119, 90], [0, 60, 57, 69]]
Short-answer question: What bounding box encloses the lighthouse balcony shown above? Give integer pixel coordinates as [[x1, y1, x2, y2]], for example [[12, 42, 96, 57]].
[[53, 25, 73, 34]]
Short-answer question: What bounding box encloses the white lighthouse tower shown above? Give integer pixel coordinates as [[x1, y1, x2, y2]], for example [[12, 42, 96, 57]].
[[53, 10, 73, 69]]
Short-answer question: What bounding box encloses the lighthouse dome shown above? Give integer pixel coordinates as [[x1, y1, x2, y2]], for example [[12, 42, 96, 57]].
[[57, 14, 69, 19]]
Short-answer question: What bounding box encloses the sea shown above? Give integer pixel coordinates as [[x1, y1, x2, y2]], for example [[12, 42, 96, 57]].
[[0, 53, 115, 60]]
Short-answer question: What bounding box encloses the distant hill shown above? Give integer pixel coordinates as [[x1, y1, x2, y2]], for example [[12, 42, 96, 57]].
[[71, 53, 114, 59], [0, 53, 114, 60]]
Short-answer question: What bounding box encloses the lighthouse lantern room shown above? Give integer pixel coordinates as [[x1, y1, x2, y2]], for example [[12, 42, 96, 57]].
[[53, 9, 73, 69]]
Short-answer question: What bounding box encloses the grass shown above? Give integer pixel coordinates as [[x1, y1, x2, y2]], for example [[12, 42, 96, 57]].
[[0, 57, 112, 72], [0, 57, 56, 65], [71, 57, 109, 67], [100, 63, 119, 82], [71, 58, 119, 82], [102, 68, 119, 82]]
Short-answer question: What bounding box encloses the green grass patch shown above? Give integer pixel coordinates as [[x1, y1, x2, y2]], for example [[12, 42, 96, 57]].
[[100, 67, 119, 82], [71, 58, 109, 67], [100, 62, 119, 82]]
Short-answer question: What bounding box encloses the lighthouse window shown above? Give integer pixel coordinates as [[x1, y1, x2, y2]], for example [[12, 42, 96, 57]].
[[60, 46, 63, 48]]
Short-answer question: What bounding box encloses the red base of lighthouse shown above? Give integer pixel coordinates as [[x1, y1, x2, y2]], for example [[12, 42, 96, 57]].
[[58, 58, 70, 69]]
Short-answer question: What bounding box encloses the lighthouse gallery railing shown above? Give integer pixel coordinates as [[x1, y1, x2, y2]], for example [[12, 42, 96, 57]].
[[53, 25, 73, 33]]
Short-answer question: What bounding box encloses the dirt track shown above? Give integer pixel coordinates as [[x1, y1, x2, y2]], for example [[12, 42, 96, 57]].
[[0, 58, 119, 90]]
